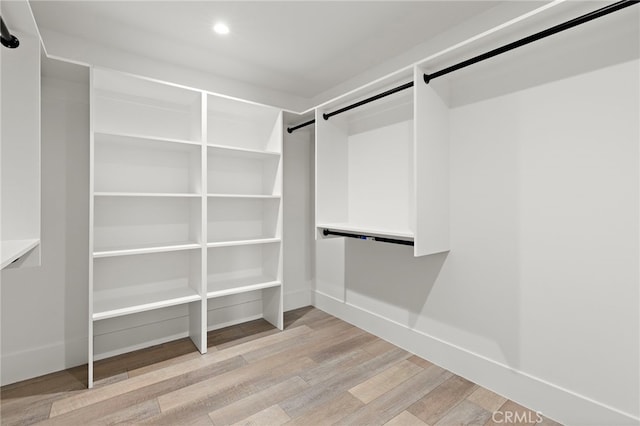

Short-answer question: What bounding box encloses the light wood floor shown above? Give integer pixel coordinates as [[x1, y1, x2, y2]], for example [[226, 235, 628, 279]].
[[1, 307, 561, 426]]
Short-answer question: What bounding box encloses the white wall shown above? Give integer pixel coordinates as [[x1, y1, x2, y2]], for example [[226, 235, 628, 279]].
[[448, 59, 638, 422], [315, 59, 639, 425], [1, 67, 90, 385]]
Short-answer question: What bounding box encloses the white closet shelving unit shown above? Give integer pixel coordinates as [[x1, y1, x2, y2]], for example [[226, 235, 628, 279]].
[[89, 68, 283, 387], [206, 94, 283, 327], [315, 66, 449, 256]]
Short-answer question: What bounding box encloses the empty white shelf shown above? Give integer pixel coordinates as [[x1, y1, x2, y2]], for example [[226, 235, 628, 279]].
[[207, 194, 280, 199], [207, 237, 281, 248], [1, 239, 39, 269], [94, 131, 202, 147], [94, 192, 201, 198], [208, 144, 280, 159], [93, 285, 201, 321], [93, 242, 201, 258], [207, 276, 281, 299], [317, 223, 414, 240]]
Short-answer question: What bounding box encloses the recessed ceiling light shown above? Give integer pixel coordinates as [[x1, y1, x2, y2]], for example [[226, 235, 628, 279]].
[[213, 22, 230, 35]]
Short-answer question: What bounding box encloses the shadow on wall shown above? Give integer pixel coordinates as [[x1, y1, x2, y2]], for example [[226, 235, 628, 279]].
[[345, 239, 447, 329], [344, 233, 522, 370]]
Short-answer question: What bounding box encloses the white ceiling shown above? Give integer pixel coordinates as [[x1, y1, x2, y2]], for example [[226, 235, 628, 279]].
[[29, 1, 640, 111], [30, 1, 502, 100]]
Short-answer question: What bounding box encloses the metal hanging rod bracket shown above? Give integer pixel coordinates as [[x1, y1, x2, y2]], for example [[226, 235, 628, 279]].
[[286, 118, 316, 134], [322, 229, 414, 247], [423, 0, 639, 84], [1, 16, 20, 49]]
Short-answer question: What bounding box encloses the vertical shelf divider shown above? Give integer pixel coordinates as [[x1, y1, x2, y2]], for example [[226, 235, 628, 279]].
[[192, 92, 208, 353], [413, 66, 450, 256], [88, 67, 96, 388], [262, 111, 284, 330]]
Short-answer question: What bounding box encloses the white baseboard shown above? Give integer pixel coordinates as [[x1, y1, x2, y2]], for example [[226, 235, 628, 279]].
[[1, 337, 88, 386], [313, 291, 639, 426]]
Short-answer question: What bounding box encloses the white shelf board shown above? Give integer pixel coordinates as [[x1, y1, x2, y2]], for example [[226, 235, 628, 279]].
[[1, 239, 40, 269], [94, 192, 201, 198], [207, 193, 281, 199], [93, 286, 201, 321], [94, 131, 201, 147], [208, 144, 280, 159], [93, 242, 201, 258], [207, 277, 281, 299], [207, 237, 281, 248], [317, 223, 414, 240]]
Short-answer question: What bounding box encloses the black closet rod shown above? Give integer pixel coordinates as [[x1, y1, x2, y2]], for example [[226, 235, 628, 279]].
[[322, 81, 414, 120], [323, 229, 415, 247], [424, 0, 639, 83], [322, 0, 637, 121], [286, 118, 315, 133], [287, 81, 413, 133], [287, 0, 638, 133], [1, 16, 20, 49], [286, 81, 414, 133]]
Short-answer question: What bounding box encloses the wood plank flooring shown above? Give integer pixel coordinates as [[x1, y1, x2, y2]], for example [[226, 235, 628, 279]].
[[0, 307, 562, 426]]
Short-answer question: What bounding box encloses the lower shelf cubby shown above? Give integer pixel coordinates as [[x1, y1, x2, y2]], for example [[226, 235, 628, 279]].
[[207, 242, 280, 297], [93, 302, 200, 360], [93, 249, 202, 321]]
